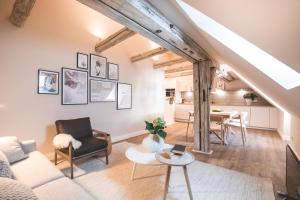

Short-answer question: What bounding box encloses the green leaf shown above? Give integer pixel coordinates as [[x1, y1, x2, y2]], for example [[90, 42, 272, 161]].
[[145, 121, 154, 134], [157, 129, 167, 139]]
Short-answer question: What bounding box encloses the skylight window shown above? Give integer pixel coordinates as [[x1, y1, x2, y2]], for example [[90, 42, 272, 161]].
[[176, 0, 300, 90]]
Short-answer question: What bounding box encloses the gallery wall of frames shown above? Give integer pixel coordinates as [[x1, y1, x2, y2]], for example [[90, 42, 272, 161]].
[[37, 52, 132, 110]]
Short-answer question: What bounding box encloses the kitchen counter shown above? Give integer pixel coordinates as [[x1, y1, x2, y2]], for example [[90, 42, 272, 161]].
[[211, 104, 274, 107]]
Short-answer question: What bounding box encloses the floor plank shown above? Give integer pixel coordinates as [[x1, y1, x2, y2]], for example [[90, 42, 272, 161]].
[[125, 122, 286, 199]]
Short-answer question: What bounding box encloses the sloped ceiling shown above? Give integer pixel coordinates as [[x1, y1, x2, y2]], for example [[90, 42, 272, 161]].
[[149, 0, 300, 117]]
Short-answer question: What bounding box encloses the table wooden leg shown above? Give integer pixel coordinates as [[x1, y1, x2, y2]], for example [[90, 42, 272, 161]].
[[131, 162, 137, 180], [163, 165, 171, 200], [183, 165, 193, 200]]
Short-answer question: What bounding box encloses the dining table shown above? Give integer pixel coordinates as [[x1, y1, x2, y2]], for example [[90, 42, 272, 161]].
[[210, 110, 238, 144]]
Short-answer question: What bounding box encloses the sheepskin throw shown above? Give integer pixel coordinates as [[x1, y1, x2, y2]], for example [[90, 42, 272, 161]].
[[53, 134, 81, 150]]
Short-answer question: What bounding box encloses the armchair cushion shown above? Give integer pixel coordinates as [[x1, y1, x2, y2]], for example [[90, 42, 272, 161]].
[[61, 137, 107, 157], [55, 117, 93, 140]]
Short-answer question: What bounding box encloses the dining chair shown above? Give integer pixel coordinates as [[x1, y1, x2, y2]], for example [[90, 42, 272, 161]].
[[209, 115, 226, 145], [225, 112, 248, 146], [185, 111, 194, 141]]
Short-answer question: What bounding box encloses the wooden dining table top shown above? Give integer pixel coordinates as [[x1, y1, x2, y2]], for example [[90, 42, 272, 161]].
[[210, 111, 238, 118]]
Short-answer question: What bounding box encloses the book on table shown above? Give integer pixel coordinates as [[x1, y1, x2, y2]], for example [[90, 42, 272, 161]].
[[171, 144, 186, 155]]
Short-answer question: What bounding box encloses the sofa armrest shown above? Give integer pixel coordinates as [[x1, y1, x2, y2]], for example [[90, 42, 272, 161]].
[[20, 140, 37, 154], [92, 129, 110, 140]]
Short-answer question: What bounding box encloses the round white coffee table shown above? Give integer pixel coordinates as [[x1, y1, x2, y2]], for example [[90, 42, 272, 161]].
[[125, 143, 173, 180], [155, 149, 195, 200]]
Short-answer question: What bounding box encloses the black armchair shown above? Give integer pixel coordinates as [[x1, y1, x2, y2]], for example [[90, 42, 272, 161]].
[[54, 117, 111, 179]]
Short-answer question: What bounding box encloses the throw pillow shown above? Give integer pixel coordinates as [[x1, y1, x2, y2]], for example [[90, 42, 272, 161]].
[[0, 137, 27, 164], [0, 151, 12, 178], [0, 177, 38, 200]]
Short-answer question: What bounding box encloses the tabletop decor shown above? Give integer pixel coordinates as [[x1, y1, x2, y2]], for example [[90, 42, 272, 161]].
[[62, 68, 88, 105], [37, 69, 59, 94], [90, 79, 116, 102], [90, 54, 107, 79], [142, 117, 167, 152]]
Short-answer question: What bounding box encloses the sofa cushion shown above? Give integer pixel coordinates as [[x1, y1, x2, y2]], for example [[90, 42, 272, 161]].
[[0, 136, 27, 164], [11, 151, 63, 188], [55, 117, 93, 139], [33, 177, 94, 200], [0, 151, 12, 178], [0, 177, 38, 200]]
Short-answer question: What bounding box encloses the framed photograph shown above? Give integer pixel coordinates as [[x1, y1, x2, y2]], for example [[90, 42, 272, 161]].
[[90, 54, 107, 79], [108, 62, 119, 81], [62, 68, 88, 105], [77, 52, 88, 69], [90, 80, 116, 102], [117, 83, 132, 110], [38, 69, 59, 94]]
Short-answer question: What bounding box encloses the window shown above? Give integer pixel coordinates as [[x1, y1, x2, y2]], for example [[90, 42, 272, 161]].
[[176, 0, 300, 90]]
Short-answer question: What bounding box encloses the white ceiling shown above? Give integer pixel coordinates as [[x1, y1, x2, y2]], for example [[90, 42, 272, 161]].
[[149, 0, 300, 117]]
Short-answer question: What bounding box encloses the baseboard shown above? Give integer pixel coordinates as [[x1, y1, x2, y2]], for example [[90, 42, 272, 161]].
[[111, 130, 146, 143], [277, 129, 290, 141]]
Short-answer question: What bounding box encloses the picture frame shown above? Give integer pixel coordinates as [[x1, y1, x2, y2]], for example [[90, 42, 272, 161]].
[[90, 79, 116, 102], [37, 69, 59, 95], [62, 68, 88, 105], [108, 62, 119, 81], [90, 54, 107, 79], [117, 82, 132, 110], [77, 52, 88, 70]]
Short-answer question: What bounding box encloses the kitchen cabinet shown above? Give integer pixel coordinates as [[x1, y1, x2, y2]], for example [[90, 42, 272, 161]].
[[210, 105, 278, 130], [175, 104, 193, 121], [250, 107, 270, 128], [176, 76, 193, 92]]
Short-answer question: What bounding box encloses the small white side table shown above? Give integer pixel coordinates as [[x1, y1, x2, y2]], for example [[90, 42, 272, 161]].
[[155, 149, 195, 200], [125, 143, 173, 180]]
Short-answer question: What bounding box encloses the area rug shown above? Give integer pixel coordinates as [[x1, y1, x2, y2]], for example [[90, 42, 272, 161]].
[[57, 142, 275, 200]]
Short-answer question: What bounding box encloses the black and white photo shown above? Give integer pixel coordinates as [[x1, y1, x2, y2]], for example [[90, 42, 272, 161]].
[[117, 83, 132, 109], [77, 52, 88, 69], [90, 54, 107, 79], [38, 69, 59, 94], [108, 62, 119, 80], [90, 80, 116, 102], [62, 68, 88, 105]]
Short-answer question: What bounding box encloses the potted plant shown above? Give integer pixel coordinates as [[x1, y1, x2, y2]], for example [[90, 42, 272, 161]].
[[142, 117, 167, 152], [243, 92, 258, 105]]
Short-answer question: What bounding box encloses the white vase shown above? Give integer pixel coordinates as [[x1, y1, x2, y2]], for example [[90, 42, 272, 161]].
[[142, 134, 165, 153], [245, 99, 252, 106]]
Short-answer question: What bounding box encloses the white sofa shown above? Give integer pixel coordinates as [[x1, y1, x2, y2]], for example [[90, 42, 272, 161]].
[[11, 140, 94, 200]]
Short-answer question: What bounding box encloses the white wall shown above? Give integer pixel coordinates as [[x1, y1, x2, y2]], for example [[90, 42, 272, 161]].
[[0, 0, 164, 153]]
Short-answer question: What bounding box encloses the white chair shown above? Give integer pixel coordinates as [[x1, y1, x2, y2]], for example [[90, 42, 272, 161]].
[[225, 112, 248, 146], [186, 111, 194, 141], [209, 115, 226, 145]]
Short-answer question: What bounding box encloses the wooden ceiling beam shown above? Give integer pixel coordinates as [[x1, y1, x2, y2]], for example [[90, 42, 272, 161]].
[[9, 0, 36, 27], [154, 58, 187, 69], [164, 65, 193, 74], [76, 0, 213, 62], [95, 27, 136, 52], [165, 70, 193, 78], [130, 47, 168, 62]]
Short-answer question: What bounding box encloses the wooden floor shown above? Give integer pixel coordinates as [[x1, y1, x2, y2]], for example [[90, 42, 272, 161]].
[[126, 122, 286, 199]]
